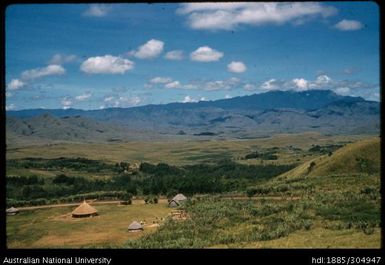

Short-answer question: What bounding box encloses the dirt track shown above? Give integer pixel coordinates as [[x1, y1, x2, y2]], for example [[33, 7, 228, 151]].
[[15, 196, 300, 211]]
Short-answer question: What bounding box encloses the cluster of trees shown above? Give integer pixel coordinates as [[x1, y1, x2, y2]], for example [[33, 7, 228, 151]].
[[7, 157, 123, 173], [244, 151, 278, 160], [308, 144, 343, 155], [7, 159, 295, 205]]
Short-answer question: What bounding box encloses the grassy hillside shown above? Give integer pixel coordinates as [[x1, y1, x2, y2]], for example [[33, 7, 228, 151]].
[[278, 136, 380, 179]]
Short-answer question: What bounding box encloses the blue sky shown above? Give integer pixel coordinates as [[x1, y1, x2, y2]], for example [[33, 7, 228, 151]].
[[5, 2, 380, 110]]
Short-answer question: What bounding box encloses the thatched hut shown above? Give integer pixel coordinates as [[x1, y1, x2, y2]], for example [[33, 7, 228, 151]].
[[172, 193, 187, 202], [128, 221, 143, 232], [72, 200, 98, 218], [168, 193, 187, 207], [6, 207, 19, 216]]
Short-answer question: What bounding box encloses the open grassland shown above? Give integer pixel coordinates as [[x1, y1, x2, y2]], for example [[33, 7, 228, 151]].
[[7, 200, 172, 248], [6, 134, 381, 248], [6, 132, 370, 166]]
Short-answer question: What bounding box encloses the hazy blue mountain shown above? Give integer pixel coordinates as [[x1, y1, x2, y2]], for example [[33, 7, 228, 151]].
[[6, 90, 380, 142]]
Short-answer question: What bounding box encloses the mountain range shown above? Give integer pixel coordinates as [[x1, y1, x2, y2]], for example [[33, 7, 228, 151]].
[[6, 90, 380, 144]]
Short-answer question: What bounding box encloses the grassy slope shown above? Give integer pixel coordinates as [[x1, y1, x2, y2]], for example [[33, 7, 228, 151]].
[[278, 136, 380, 179]]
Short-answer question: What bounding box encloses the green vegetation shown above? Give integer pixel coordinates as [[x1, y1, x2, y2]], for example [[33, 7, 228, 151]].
[[5, 135, 381, 248], [7, 159, 295, 207]]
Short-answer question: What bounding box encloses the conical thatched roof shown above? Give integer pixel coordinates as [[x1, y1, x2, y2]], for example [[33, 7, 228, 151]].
[[6, 207, 19, 215], [168, 200, 179, 208], [172, 193, 187, 202], [128, 221, 143, 231], [72, 200, 97, 217]]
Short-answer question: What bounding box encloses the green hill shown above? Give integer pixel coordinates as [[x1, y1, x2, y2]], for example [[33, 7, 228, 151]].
[[279, 136, 380, 179]]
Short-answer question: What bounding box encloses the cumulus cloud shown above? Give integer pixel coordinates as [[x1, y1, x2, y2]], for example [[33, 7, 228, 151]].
[[83, 4, 110, 17], [7, 79, 25, 90], [75, 92, 92, 101], [101, 95, 141, 108], [256, 75, 377, 98], [165, 81, 181, 89], [334, 19, 363, 31], [182, 95, 197, 103], [131, 39, 164, 59], [6, 104, 16, 111], [61, 96, 73, 110], [165, 50, 184, 60], [292, 78, 309, 91], [21, 65, 65, 80], [335, 87, 350, 95], [80, 55, 134, 74], [149, 77, 173, 84], [49, 54, 78, 65], [190, 46, 224, 62], [227, 61, 247, 73], [177, 2, 337, 31]]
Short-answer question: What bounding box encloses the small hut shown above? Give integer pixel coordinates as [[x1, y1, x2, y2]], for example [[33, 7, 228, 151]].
[[6, 207, 19, 216], [128, 221, 143, 232], [72, 200, 98, 218], [168, 193, 187, 208], [168, 200, 179, 208]]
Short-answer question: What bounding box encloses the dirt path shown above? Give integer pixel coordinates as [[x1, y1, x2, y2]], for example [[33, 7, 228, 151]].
[[17, 200, 122, 211], [16, 196, 300, 211]]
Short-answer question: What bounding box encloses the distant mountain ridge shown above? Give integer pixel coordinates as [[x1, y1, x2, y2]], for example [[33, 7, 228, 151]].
[[6, 90, 380, 143]]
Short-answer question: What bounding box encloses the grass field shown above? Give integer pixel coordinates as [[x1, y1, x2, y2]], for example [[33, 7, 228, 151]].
[[7, 200, 172, 248], [6, 132, 370, 166]]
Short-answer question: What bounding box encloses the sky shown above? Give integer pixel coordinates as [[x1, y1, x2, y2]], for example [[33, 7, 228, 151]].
[[5, 2, 380, 110]]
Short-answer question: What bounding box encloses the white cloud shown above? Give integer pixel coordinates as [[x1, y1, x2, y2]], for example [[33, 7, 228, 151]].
[[75, 92, 92, 101], [292, 78, 309, 91], [61, 97, 73, 110], [104, 96, 114, 102], [256, 75, 377, 97], [190, 46, 224, 62], [335, 87, 350, 95], [165, 81, 181, 89], [204, 77, 240, 91], [6, 104, 16, 111], [150, 77, 173, 84], [102, 95, 141, 108], [49, 54, 78, 65], [182, 95, 197, 103], [178, 2, 337, 31], [227, 61, 247, 73], [119, 96, 141, 106], [80, 55, 134, 74], [131, 39, 164, 59], [21, 65, 65, 80], [244, 84, 257, 91], [334, 19, 363, 31], [83, 4, 110, 17], [315, 74, 331, 85], [165, 50, 184, 60], [260, 79, 282, 90], [7, 79, 25, 90]]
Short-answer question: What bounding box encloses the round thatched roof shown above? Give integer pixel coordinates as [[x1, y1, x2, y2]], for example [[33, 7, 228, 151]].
[[172, 193, 187, 202], [6, 207, 19, 213], [128, 221, 143, 231], [168, 200, 179, 208], [72, 201, 97, 217]]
